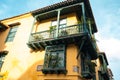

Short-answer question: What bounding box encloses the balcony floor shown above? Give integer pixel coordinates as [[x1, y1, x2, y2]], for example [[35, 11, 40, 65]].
[[27, 32, 87, 49], [27, 32, 97, 60]]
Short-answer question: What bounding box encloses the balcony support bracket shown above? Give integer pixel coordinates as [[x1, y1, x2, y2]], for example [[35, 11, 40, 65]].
[[76, 39, 85, 59]]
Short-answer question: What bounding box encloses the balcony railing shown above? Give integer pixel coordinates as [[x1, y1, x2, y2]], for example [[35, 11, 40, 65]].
[[28, 23, 97, 59], [29, 24, 87, 42]]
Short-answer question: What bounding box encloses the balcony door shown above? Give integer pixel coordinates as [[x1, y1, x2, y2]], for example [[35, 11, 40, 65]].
[[51, 18, 67, 37]]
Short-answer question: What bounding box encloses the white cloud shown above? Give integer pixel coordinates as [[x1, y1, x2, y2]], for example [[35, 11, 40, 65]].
[[94, 5, 120, 63], [96, 33, 120, 60], [95, 7, 120, 39], [96, 33, 120, 80]]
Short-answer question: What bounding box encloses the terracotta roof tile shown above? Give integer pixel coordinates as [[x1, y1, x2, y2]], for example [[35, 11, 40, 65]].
[[32, 0, 83, 15]]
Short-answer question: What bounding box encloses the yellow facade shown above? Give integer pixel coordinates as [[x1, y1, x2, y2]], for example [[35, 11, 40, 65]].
[[0, 12, 84, 80], [0, 0, 113, 80]]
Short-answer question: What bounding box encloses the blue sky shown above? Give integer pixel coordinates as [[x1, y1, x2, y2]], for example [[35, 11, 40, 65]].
[[0, 0, 120, 80]]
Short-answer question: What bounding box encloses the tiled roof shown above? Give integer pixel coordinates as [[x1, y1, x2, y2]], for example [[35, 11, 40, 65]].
[[32, 0, 84, 15]]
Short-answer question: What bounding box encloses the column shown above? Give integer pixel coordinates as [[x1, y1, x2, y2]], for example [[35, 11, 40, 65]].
[[81, 3, 87, 33], [56, 9, 62, 38]]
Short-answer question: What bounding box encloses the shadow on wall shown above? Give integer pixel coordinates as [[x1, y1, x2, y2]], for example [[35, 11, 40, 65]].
[[0, 28, 9, 51], [17, 60, 43, 80]]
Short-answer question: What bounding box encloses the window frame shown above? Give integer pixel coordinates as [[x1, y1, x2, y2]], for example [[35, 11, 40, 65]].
[[51, 18, 67, 37], [5, 26, 18, 42], [51, 18, 67, 28], [81, 52, 96, 79], [0, 51, 8, 71], [42, 45, 67, 74]]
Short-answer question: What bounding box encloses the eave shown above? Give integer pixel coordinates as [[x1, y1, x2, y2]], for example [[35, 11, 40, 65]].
[[0, 50, 8, 56], [0, 22, 8, 32]]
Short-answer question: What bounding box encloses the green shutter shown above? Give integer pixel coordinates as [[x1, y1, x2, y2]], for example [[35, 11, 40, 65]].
[[42, 45, 67, 74]]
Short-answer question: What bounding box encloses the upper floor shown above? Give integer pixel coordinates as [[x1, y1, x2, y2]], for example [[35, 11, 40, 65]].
[[26, 0, 98, 60], [0, 1, 98, 57]]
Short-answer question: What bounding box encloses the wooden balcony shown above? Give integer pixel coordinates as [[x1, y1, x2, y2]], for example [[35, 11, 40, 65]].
[[99, 64, 110, 79], [98, 52, 109, 74], [81, 62, 96, 79], [27, 23, 97, 59], [98, 53, 110, 80], [99, 67, 110, 80]]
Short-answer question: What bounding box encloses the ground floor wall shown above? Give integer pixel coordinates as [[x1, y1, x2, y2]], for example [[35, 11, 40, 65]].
[[0, 44, 87, 80]]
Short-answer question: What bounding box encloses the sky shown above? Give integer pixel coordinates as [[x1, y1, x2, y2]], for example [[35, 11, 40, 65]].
[[0, 0, 120, 80]]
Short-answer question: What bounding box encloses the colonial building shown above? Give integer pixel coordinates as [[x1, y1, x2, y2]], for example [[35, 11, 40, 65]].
[[0, 0, 113, 80]]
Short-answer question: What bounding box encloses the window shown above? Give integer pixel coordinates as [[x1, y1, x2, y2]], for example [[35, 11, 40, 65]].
[[0, 51, 8, 71], [59, 18, 67, 28], [6, 26, 18, 42], [51, 18, 67, 37], [81, 53, 91, 72], [51, 18, 67, 28], [81, 52, 96, 79], [42, 45, 67, 74]]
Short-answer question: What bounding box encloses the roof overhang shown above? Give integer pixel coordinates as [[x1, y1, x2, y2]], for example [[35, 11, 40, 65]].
[[0, 22, 8, 32], [0, 50, 8, 57], [34, 3, 82, 21]]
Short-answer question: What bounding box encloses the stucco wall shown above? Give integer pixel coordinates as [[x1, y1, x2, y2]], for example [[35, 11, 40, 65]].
[[0, 13, 84, 80]]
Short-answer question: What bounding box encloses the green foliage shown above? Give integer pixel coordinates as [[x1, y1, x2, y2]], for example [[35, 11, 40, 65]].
[[49, 26, 56, 33]]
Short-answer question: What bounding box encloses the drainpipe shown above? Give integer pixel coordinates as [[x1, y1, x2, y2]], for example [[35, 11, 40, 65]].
[[56, 9, 62, 38], [28, 16, 36, 42]]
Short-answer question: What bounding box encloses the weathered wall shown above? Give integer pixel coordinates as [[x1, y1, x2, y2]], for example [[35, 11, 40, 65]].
[[0, 12, 84, 80]]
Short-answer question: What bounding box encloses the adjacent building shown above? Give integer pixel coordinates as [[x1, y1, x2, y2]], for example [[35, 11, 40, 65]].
[[0, 0, 113, 80]]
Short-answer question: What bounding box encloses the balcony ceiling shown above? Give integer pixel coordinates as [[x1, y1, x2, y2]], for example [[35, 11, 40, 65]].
[[36, 5, 81, 21]]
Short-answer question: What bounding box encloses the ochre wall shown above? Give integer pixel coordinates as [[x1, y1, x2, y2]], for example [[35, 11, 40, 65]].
[[0, 12, 84, 80], [32, 12, 78, 33]]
